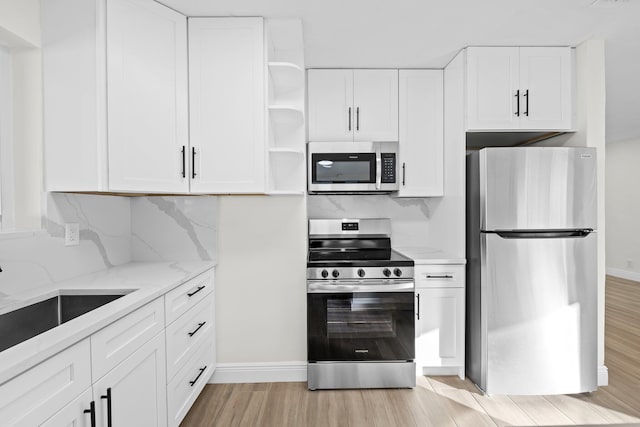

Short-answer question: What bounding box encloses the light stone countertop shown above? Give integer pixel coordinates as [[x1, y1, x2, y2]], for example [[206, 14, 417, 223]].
[[0, 261, 214, 385], [395, 247, 466, 265]]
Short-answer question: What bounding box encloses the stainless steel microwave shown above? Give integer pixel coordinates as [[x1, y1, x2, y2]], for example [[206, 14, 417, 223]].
[[307, 141, 399, 193]]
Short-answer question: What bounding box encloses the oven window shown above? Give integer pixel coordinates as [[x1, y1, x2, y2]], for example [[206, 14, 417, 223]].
[[311, 153, 375, 183], [308, 292, 415, 362]]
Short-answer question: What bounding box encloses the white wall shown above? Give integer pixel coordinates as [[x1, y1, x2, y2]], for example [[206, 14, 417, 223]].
[[214, 195, 307, 366], [536, 40, 607, 384], [0, 0, 42, 230], [605, 138, 640, 281]]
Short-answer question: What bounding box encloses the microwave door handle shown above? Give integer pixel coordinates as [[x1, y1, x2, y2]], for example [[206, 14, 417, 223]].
[[375, 152, 382, 189]]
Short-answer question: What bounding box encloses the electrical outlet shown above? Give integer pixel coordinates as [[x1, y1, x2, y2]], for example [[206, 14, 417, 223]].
[[64, 223, 80, 246]]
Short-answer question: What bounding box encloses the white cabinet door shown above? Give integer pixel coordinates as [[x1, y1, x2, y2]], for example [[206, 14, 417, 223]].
[[93, 332, 168, 427], [307, 69, 354, 141], [107, 0, 189, 192], [40, 388, 94, 427], [519, 47, 573, 130], [0, 339, 92, 426], [188, 17, 265, 193], [466, 47, 520, 130], [397, 70, 443, 197], [353, 69, 398, 141], [415, 287, 465, 377]]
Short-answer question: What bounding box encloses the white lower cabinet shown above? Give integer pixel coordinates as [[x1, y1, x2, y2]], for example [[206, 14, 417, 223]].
[[167, 337, 214, 426], [0, 339, 92, 426], [0, 268, 215, 427], [93, 332, 167, 427], [415, 264, 465, 379], [41, 388, 94, 427]]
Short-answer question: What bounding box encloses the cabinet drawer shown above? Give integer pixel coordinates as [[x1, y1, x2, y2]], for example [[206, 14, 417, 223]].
[[165, 269, 213, 325], [167, 337, 214, 427], [415, 265, 465, 288], [91, 297, 165, 381], [0, 339, 91, 426], [166, 293, 214, 381]]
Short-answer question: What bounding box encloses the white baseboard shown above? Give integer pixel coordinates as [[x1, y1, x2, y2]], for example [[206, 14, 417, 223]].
[[606, 267, 640, 282], [598, 365, 608, 386], [210, 361, 307, 384]]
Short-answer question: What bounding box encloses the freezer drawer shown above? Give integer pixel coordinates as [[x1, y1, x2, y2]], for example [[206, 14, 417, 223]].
[[480, 231, 597, 395], [480, 147, 596, 231]]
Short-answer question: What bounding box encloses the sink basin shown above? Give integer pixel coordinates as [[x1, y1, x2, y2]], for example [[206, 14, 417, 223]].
[[0, 291, 133, 352]]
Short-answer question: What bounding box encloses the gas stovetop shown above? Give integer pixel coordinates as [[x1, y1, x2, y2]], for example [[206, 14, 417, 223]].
[[306, 219, 414, 280]]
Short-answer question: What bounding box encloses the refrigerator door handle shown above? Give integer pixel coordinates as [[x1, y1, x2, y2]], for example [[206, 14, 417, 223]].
[[491, 229, 593, 239]]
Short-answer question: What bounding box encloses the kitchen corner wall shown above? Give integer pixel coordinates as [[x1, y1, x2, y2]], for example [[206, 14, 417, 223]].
[[0, 193, 131, 295]]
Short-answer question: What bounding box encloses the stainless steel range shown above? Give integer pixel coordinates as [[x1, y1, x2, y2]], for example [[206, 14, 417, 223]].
[[306, 218, 416, 390]]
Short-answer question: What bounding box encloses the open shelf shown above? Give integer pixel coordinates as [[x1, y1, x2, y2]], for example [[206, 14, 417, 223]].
[[269, 147, 305, 155], [268, 105, 305, 125], [268, 62, 304, 89]]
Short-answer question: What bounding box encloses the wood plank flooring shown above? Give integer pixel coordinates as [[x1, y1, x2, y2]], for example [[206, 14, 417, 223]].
[[181, 275, 640, 426]]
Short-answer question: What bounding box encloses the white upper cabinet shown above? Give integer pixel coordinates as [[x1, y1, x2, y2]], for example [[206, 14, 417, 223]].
[[42, 0, 189, 193], [397, 70, 444, 197], [188, 18, 265, 193], [308, 69, 398, 141], [466, 46, 573, 131], [107, 0, 189, 192]]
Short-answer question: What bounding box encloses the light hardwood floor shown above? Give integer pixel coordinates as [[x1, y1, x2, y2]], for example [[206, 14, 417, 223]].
[[181, 275, 640, 426]]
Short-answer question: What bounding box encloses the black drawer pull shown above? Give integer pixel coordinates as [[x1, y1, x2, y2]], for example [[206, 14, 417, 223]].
[[188, 321, 206, 337], [187, 285, 205, 297], [189, 366, 207, 387], [426, 275, 453, 279]]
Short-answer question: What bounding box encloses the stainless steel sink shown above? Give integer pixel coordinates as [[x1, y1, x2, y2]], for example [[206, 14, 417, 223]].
[[0, 291, 133, 352]]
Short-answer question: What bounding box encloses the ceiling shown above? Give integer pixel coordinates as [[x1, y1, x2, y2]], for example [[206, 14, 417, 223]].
[[159, 0, 640, 144]]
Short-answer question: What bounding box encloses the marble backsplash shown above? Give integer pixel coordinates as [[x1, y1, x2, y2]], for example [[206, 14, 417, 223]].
[[0, 193, 131, 295], [131, 196, 217, 263], [307, 194, 464, 256], [0, 193, 219, 296]]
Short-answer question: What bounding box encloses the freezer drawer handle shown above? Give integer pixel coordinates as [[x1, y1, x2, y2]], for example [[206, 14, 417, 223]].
[[495, 229, 592, 239], [416, 293, 420, 320]]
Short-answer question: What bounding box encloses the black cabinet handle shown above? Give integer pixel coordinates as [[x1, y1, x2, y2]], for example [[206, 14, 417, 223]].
[[416, 293, 420, 320], [181, 146, 186, 178], [426, 274, 454, 279], [188, 321, 206, 337], [83, 401, 96, 427], [524, 89, 529, 116], [189, 366, 207, 387], [356, 107, 360, 131], [187, 285, 205, 297], [402, 162, 406, 186], [348, 107, 351, 131], [100, 388, 112, 427], [514, 90, 520, 117], [191, 147, 197, 179]]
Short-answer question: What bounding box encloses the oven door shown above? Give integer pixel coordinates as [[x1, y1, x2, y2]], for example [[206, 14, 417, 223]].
[[307, 283, 415, 362]]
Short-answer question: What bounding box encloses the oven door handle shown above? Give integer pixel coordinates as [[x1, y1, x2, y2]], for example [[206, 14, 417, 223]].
[[307, 280, 414, 293]]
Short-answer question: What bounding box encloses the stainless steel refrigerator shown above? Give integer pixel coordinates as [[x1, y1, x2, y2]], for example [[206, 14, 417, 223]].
[[466, 147, 597, 395]]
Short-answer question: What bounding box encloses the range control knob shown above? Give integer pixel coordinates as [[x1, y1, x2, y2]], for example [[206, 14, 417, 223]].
[[357, 268, 366, 278], [394, 268, 403, 277], [383, 268, 392, 278], [332, 269, 340, 278], [321, 269, 329, 279]]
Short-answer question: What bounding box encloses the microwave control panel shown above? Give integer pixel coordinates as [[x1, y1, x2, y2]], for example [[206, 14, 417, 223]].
[[381, 153, 396, 183]]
